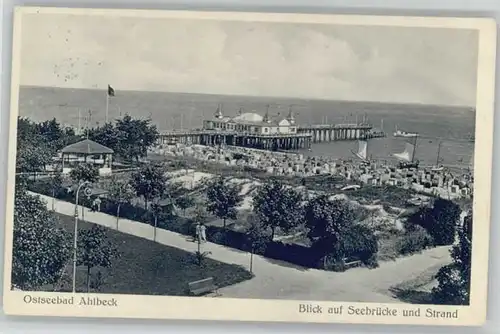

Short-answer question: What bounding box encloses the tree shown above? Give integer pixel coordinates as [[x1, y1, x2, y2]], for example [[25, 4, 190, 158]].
[[12, 189, 71, 290], [16, 142, 53, 179], [15, 174, 30, 192], [150, 201, 164, 242], [432, 211, 472, 305], [193, 201, 210, 224], [49, 171, 63, 211], [77, 225, 119, 292], [244, 214, 271, 273], [175, 195, 195, 216], [305, 195, 356, 264], [252, 180, 303, 239], [58, 126, 81, 149], [115, 114, 159, 161], [409, 198, 461, 246], [37, 118, 67, 151], [87, 123, 123, 154], [83, 115, 159, 162], [194, 249, 212, 267], [17, 117, 39, 144], [19, 117, 79, 152], [106, 176, 135, 229], [69, 162, 99, 184], [206, 177, 242, 228], [130, 163, 168, 209]]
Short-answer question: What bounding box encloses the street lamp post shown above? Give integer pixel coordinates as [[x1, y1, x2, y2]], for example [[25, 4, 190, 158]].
[[72, 181, 91, 293]]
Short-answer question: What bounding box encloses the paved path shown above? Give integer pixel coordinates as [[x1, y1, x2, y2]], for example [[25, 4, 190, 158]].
[[36, 192, 452, 303]]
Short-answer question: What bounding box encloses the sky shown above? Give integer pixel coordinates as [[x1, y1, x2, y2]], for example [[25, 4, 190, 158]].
[[20, 13, 479, 106]]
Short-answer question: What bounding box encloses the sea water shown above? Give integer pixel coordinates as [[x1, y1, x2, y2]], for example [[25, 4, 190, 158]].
[[19, 86, 475, 168]]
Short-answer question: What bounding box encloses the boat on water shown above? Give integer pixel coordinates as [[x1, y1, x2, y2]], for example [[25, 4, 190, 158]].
[[351, 139, 370, 163], [430, 141, 445, 171], [393, 125, 418, 138], [393, 136, 419, 169], [431, 165, 445, 172]]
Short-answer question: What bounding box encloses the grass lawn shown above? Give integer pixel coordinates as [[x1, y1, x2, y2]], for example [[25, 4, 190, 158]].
[[50, 213, 253, 295]]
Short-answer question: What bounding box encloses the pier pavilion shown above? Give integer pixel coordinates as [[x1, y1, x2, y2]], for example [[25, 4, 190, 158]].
[[159, 106, 312, 151], [203, 104, 299, 135], [157, 104, 379, 151]]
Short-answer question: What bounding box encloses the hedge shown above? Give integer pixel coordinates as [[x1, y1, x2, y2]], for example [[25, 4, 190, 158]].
[[26, 179, 374, 271]]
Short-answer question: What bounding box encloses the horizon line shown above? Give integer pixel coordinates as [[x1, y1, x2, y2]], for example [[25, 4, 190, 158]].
[[19, 84, 476, 110]]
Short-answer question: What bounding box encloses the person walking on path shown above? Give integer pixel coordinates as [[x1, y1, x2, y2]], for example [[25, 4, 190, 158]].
[[195, 222, 202, 243], [200, 223, 207, 242], [92, 197, 102, 212]]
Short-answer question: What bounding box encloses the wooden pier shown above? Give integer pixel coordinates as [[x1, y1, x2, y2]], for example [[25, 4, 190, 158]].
[[158, 130, 313, 150], [157, 123, 383, 151], [297, 123, 376, 143]]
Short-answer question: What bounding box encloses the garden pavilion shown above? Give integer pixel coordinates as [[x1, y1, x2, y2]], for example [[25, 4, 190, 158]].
[[60, 139, 114, 176]]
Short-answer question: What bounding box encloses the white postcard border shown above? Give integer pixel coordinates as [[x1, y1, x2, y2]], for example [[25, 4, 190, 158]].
[[2, 6, 497, 326]]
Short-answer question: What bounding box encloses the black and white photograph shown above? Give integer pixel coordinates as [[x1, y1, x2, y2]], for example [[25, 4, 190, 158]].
[[2, 7, 496, 326]]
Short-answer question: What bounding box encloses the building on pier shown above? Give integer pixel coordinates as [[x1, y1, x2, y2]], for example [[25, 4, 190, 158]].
[[202, 104, 298, 135], [159, 105, 311, 151], [157, 104, 382, 151]]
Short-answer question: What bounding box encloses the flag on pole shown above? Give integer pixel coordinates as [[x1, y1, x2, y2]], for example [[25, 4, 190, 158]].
[[106, 85, 114, 124], [108, 84, 115, 97]]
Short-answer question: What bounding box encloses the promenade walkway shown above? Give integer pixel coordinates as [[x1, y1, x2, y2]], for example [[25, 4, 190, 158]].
[[34, 192, 452, 303]]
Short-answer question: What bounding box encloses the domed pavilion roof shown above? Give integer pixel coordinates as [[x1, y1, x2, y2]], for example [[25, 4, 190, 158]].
[[232, 112, 264, 123]]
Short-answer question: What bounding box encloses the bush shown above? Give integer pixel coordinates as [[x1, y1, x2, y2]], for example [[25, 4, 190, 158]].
[[26, 180, 375, 272], [264, 241, 316, 267], [354, 205, 371, 222], [210, 231, 228, 245], [340, 224, 379, 265], [432, 213, 472, 305], [396, 225, 433, 256], [409, 198, 460, 246], [319, 255, 346, 272], [363, 255, 379, 269]]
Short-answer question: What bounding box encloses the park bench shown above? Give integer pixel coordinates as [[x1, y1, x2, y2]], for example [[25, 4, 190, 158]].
[[343, 259, 362, 270], [188, 277, 220, 297]]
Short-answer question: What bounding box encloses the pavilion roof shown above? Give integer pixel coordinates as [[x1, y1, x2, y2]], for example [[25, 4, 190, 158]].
[[61, 139, 114, 155]]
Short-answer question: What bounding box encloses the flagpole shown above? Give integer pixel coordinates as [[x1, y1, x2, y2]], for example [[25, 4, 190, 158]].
[[78, 109, 81, 135], [105, 90, 109, 124], [85, 114, 89, 140]]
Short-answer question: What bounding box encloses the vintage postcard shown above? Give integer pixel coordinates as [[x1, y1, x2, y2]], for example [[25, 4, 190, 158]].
[[2, 6, 496, 326]]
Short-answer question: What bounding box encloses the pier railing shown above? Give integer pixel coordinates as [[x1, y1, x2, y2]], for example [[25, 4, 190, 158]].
[[298, 123, 372, 130], [159, 130, 312, 138]]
